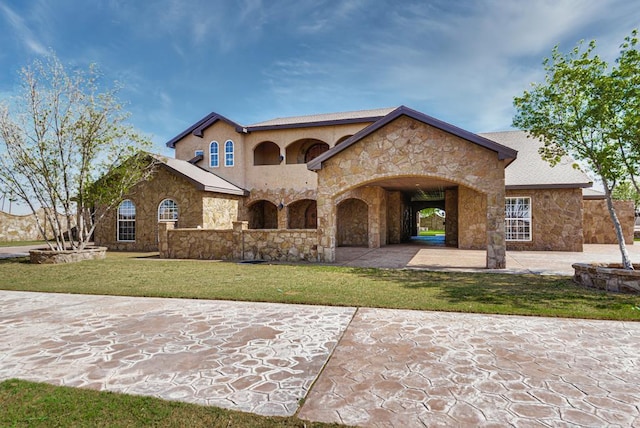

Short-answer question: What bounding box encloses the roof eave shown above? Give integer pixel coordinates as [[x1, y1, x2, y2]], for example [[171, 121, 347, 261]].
[[244, 115, 388, 133], [166, 112, 244, 148], [506, 182, 593, 190]]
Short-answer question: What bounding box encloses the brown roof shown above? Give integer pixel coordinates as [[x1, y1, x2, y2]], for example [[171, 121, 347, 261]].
[[480, 131, 593, 189], [247, 107, 397, 128]]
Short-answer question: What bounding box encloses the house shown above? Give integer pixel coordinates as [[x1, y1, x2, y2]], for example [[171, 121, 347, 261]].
[[94, 106, 634, 269]]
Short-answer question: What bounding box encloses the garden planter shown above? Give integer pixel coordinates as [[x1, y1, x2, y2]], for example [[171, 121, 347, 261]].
[[572, 263, 640, 294], [29, 246, 107, 264]]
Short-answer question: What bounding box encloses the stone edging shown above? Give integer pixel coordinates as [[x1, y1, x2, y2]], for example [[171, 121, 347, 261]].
[[572, 262, 640, 294], [29, 246, 107, 264]]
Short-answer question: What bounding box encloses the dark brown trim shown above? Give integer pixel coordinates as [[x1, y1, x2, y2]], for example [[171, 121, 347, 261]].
[[166, 112, 244, 148], [240, 116, 386, 133]]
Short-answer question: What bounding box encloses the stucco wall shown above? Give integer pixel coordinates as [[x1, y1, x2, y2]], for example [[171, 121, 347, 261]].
[[94, 166, 240, 251], [505, 188, 583, 251], [583, 199, 634, 245]]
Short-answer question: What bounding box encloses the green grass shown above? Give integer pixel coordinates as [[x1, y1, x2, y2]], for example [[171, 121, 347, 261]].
[[0, 379, 347, 428], [1, 252, 638, 320], [418, 230, 444, 236], [0, 240, 47, 247]]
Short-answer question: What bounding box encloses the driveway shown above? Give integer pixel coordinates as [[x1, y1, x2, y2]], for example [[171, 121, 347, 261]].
[[1, 290, 638, 427]]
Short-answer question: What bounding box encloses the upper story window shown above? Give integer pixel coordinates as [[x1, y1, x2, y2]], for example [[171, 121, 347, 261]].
[[158, 199, 179, 222], [210, 141, 219, 167], [505, 197, 532, 241], [117, 199, 136, 242], [225, 140, 234, 167], [195, 149, 204, 157]]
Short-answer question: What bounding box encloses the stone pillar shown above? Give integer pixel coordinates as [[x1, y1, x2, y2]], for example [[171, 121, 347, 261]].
[[316, 193, 336, 262], [158, 221, 175, 258], [445, 188, 458, 247], [486, 192, 506, 269], [233, 221, 248, 260], [277, 204, 287, 229]]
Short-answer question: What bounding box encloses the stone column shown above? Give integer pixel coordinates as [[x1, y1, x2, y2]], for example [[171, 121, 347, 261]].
[[158, 221, 175, 258], [486, 192, 506, 269], [233, 221, 248, 260], [316, 193, 336, 262], [277, 204, 287, 229]]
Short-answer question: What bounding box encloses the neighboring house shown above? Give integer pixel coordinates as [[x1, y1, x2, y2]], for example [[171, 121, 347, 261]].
[[93, 105, 634, 268]]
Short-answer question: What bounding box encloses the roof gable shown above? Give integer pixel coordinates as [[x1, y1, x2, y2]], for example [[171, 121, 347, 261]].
[[166, 112, 243, 149], [307, 106, 518, 171]]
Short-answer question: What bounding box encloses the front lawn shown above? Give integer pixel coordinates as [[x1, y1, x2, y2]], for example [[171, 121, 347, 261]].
[[0, 379, 346, 428], [0, 252, 638, 320]]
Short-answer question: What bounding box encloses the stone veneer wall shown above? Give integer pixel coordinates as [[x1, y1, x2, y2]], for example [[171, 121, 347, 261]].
[[506, 188, 583, 251], [458, 186, 488, 250], [95, 166, 240, 251], [583, 199, 634, 245], [315, 116, 507, 268], [160, 221, 318, 262], [0, 209, 71, 242]]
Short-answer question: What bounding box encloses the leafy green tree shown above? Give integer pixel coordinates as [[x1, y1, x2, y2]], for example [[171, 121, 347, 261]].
[[513, 31, 640, 270], [0, 54, 154, 251]]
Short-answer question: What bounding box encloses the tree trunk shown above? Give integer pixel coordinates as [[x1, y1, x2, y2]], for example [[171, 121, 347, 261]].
[[604, 187, 633, 270]]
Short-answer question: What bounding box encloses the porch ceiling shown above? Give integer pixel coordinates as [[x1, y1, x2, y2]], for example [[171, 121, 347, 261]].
[[365, 176, 455, 201]]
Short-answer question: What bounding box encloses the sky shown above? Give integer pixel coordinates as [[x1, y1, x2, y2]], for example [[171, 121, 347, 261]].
[[1, 0, 639, 160]]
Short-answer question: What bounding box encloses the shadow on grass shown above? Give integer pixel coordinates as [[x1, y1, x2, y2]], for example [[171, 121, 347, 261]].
[[346, 267, 640, 318]]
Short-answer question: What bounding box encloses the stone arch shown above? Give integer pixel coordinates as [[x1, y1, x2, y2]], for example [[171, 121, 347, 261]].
[[254, 141, 281, 165], [337, 198, 368, 247], [248, 200, 278, 229], [288, 199, 317, 229], [286, 138, 329, 164]]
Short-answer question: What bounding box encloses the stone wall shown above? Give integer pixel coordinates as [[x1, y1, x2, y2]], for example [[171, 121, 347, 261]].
[[161, 221, 318, 262], [0, 209, 71, 242], [506, 188, 584, 251], [315, 116, 507, 268], [458, 186, 488, 250], [583, 199, 634, 245], [95, 166, 240, 251]]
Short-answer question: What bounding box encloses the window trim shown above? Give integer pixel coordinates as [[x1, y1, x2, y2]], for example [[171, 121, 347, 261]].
[[117, 199, 136, 242], [224, 140, 234, 167], [158, 198, 179, 222], [210, 141, 219, 168], [505, 196, 532, 242]]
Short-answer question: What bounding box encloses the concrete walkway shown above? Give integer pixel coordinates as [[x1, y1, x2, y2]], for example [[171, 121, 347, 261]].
[[336, 243, 640, 275], [1, 290, 639, 427]]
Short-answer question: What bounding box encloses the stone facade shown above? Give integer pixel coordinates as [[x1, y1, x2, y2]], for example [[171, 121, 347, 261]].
[[315, 116, 507, 268], [506, 188, 584, 251], [94, 166, 240, 251], [160, 221, 317, 262], [583, 199, 635, 245]]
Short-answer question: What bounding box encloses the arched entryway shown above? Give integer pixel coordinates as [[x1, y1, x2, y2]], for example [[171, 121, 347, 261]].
[[337, 198, 368, 246], [288, 199, 317, 229], [286, 139, 329, 164], [248, 200, 278, 229]]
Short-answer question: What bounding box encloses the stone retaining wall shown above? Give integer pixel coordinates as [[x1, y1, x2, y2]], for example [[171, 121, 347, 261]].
[[160, 221, 318, 262], [573, 263, 640, 294]]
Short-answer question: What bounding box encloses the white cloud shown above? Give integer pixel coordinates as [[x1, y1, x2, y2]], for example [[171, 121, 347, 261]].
[[0, 2, 47, 55]]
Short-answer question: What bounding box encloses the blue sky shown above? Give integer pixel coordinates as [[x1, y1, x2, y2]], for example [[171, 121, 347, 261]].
[[1, 0, 639, 159]]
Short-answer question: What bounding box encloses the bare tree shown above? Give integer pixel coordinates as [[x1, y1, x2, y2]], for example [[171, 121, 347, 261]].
[[0, 53, 154, 251]]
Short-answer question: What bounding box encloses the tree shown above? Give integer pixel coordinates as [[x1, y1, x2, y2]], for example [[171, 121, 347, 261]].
[[513, 31, 640, 270], [0, 53, 154, 251]]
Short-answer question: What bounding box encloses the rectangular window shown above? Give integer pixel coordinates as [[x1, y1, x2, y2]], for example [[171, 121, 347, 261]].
[[505, 197, 532, 241], [195, 150, 204, 157]]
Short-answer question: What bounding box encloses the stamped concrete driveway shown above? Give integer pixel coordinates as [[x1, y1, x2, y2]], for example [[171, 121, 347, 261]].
[[0, 290, 639, 427]]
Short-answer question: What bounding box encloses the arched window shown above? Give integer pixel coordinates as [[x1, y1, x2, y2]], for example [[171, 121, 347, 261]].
[[158, 199, 179, 222], [210, 141, 219, 167], [117, 199, 136, 242], [225, 140, 234, 166]]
